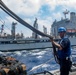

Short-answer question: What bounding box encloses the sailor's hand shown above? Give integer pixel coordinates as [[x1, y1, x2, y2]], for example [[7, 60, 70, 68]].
[[45, 34, 54, 42], [50, 37, 54, 42]]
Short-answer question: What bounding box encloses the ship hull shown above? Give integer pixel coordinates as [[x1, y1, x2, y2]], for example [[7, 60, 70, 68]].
[[0, 38, 76, 51], [0, 42, 52, 51]]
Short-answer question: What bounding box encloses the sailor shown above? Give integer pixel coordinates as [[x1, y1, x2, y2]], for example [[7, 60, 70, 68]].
[[50, 27, 72, 75]]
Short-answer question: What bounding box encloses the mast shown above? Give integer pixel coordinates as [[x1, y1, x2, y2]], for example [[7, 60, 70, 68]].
[[1, 24, 4, 34], [63, 9, 69, 19], [0, 17, 5, 36], [11, 22, 17, 39], [32, 18, 39, 39]]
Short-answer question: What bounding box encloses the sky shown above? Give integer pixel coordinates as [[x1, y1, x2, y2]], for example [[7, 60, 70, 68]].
[[0, 0, 76, 38]]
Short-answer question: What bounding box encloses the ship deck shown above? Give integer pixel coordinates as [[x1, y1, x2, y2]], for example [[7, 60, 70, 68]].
[[30, 65, 76, 75], [30, 71, 76, 75]]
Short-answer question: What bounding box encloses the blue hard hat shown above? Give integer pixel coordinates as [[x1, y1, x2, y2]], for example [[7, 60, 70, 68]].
[[58, 27, 66, 33]]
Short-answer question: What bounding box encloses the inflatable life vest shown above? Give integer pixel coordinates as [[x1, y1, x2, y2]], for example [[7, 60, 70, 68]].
[[0, 56, 27, 75]]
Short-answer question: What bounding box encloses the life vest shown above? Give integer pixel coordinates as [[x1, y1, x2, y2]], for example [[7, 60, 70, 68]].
[[57, 37, 71, 59]]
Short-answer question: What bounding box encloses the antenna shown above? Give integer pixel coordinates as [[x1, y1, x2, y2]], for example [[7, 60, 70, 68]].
[[63, 9, 69, 19], [0, 16, 5, 25]]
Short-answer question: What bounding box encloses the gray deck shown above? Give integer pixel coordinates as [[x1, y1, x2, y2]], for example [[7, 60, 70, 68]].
[[30, 65, 76, 75], [30, 71, 76, 75], [52, 69, 76, 75], [70, 72, 76, 75]]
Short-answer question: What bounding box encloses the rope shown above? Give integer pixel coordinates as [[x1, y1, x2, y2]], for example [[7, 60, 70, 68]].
[[28, 58, 54, 73], [52, 43, 59, 64]]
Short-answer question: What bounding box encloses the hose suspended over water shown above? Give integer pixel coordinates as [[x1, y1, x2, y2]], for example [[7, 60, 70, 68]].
[[0, 0, 53, 39], [0, 0, 59, 64]]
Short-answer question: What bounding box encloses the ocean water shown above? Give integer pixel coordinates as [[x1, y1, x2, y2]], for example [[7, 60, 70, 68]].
[[0, 48, 76, 74]]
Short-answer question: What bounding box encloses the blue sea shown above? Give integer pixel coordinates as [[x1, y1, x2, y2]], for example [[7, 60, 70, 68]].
[[0, 48, 76, 74]]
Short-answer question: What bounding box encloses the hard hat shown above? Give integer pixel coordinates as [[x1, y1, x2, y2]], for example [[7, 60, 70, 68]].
[[58, 27, 66, 33]]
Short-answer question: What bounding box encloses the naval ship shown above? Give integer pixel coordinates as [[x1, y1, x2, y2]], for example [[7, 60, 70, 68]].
[[0, 10, 76, 51], [0, 0, 76, 75]]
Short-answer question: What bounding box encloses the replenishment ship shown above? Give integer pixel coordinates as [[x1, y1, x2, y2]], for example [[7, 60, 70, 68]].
[[0, 0, 76, 75]]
